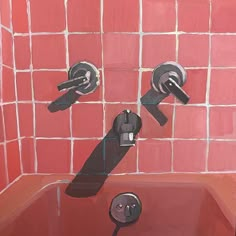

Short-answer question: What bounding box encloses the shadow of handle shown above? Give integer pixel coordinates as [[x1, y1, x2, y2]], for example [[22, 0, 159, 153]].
[[141, 89, 168, 126], [48, 89, 80, 113]]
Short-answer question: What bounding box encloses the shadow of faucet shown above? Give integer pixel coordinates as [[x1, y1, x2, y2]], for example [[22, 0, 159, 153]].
[[65, 110, 142, 198], [48, 89, 81, 112]]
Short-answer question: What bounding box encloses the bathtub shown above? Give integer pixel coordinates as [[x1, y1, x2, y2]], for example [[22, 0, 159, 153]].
[[0, 174, 235, 236]]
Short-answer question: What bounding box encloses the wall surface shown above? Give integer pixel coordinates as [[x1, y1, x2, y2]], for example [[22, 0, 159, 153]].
[[0, 0, 22, 192], [1, 0, 236, 187]]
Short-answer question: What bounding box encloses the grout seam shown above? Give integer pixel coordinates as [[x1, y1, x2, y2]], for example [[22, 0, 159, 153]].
[[10, 0, 23, 174], [12, 31, 236, 36], [136, 0, 143, 173], [26, 0, 37, 173], [100, 0, 106, 137], [171, 0, 179, 172], [0, 105, 9, 184], [64, 0, 73, 174], [0, 137, 235, 142], [205, 0, 213, 172], [13, 66, 236, 73]]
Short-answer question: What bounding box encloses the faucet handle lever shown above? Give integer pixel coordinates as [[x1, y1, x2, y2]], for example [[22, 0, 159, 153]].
[[57, 71, 91, 92], [163, 77, 190, 104]]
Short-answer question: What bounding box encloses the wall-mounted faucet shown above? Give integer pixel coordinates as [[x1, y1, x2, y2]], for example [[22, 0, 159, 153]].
[[141, 62, 190, 126], [48, 61, 100, 112], [113, 110, 142, 147]]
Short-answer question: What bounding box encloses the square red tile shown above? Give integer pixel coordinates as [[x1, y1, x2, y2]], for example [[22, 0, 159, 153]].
[[142, 35, 176, 68], [212, 0, 236, 33], [12, 0, 28, 33], [68, 0, 100, 32], [210, 107, 236, 139], [212, 36, 236, 67], [105, 104, 137, 133], [179, 34, 209, 67], [105, 70, 138, 102], [141, 71, 174, 104], [72, 103, 103, 137], [104, 0, 139, 32], [2, 28, 13, 67], [210, 69, 236, 105], [140, 105, 173, 138], [73, 139, 100, 172], [0, 0, 10, 28], [32, 35, 66, 69], [14, 36, 30, 69], [138, 140, 171, 172], [0, 109, 4, 142], [18, 103, 33, 137], [110, 142, 137, 174], [16, 72, 32, 101], [183, 69, 207, 104], [73, 139, 137, 174], [37, 139, 70, 173], [143, 0, 175, 32], [0, 145, 7, 191], [2, 67, 16, 102], [33, 71, 67, 101], [103, 34, 139, 69], [174, 106, 207, 138], [30, 0, 65, 32], [79, 72, 103, 102], [21, 138, 35, 173], [7, 141, 21, 182], [3, 104, 18, 140], [36, 103, 70, 137], [208, 141, 236, 171], [178, 0, 210, 32], [68, 34, 102, 68], [173, 140, 206, 172]]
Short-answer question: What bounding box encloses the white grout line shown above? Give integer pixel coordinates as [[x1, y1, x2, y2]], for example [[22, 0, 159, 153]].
[[100, 0, 106, 137], [4, 100, 236, 107], [171, 0, 179, 173], [64, 0, 73, 174], [2, 63, 13, 70], [26, 0, 37, 173], [10, 0, 23, 174], [11, 66, 236, 73], [136, 0, 143, 173], [12, 31, 236, 36], [0, 24, 12, 33], [19, 170, 236, 176], [0, 105, 9, 184], [0, 174, 22, 195], [205, 0, 213, 172], [1, 137, 236, 143]]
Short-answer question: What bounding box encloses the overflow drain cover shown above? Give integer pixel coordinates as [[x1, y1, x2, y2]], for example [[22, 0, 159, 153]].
[[109, 192, 142, 225]]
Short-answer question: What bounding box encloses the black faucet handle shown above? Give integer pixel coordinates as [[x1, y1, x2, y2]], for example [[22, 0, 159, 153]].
[[48, 62, 100, 113], [140, 62, 190, 126], [163, 77, 190, 104], [152, 62, 190, 104], [57, 71, 91, 92]]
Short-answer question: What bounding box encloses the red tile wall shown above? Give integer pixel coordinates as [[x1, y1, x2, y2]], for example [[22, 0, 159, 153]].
[[1, 0, 236, 182], [0, 0, 22, 192]]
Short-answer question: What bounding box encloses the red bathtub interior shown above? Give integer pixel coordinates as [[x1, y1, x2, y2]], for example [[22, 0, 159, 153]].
[[0, 174, 235, 236]]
